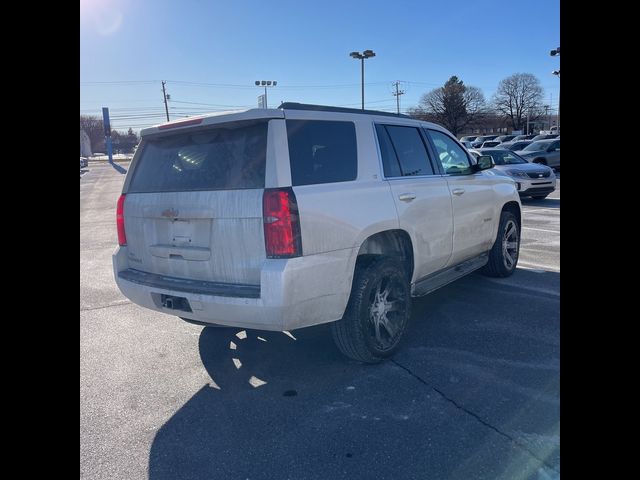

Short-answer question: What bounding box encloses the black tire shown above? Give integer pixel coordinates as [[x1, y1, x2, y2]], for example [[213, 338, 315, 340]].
[[531, 195, 548, 200], [331, 256, 412, 363], [481, 211, 520, 278]]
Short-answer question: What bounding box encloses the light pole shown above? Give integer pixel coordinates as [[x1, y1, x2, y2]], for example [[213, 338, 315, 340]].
[[552, 70, 560, 129], [550, 47, 559, 130], [349, 49, 376, 110], [254, 80, 277, 108]]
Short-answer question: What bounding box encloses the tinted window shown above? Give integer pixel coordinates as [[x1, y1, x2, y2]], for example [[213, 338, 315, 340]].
[[375, 124, 402, 177], [287, 120, 357, 186], [384, 125, 435, 176], [129, 121, 267, 193], [508, 141, 530, 151], [427, 129, 473, 175], [523, 141, 551, 151], [482, 150, 527, 165]]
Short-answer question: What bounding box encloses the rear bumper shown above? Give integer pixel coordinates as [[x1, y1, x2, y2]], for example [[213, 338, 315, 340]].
[[113, 246, 356, 331]]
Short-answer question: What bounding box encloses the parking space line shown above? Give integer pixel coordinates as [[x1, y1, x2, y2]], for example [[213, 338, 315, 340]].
[[517, 261, 560, 273], [523, 208, 559, 213], [523, 227, 560, 234]]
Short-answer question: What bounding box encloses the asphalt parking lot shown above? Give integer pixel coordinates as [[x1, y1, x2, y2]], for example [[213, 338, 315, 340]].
[[80, 162, 560, 480]]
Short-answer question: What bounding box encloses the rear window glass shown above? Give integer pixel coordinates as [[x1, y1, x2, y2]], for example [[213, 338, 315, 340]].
[[286, 120, 357, 186], [128, 121, 268, 193]]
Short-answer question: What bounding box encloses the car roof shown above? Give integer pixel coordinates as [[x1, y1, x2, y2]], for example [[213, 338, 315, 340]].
[[140, 103, 450, 137]]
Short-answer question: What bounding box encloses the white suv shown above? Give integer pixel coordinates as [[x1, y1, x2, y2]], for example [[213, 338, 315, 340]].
[[113, 103, 522, 363]]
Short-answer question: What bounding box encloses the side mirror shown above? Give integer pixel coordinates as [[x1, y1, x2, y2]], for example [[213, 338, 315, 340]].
[[475, 155, 494, 171]]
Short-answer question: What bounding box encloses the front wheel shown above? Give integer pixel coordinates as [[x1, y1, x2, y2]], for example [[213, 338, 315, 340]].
[[481, 211, 520, 278], [331, 256, 411, 363]]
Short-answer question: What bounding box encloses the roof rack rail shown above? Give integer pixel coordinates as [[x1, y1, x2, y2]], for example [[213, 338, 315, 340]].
[[277, 102, 413, 119]]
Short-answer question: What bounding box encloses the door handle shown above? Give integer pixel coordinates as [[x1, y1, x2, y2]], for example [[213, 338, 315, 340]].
[[452, 188, 465, 196], [398, 193, 416, 202]]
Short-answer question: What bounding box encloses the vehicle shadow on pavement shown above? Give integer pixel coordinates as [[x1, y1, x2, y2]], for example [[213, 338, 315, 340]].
[[521, 198, 559, 208], [148, 267, 559, 479]]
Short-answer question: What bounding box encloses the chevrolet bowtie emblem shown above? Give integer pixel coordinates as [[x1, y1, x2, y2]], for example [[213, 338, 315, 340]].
[[161, 208, 179, 218]]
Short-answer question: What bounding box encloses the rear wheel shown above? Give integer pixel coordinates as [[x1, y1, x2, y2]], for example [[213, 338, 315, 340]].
[[481, 211, 520, 278], [331, 256, 411, 363]]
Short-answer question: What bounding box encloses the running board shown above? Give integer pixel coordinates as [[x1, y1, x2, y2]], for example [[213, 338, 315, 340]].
[[411, 253, 489, 297]]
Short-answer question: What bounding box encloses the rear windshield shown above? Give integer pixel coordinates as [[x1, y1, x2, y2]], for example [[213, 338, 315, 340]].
[[483, 150, 527, 165], [523, 140, 551, 151], [128, 120, 268, 193]]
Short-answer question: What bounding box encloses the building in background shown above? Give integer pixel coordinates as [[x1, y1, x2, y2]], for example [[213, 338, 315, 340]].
[[80, 130, 92, 157]]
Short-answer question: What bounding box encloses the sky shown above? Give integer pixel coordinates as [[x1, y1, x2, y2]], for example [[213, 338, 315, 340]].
[[80, 0, 560, 133]]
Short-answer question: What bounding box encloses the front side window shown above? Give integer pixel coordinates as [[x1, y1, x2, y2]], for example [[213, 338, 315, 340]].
[[287, 120, 357, 186], [376, 125, 435, 177], [427, 129, 473, 175]]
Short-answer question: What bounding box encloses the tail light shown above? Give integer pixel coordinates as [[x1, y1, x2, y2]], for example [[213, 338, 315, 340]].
[[263, 188, 302, 258], [116, 194, 127, 246]]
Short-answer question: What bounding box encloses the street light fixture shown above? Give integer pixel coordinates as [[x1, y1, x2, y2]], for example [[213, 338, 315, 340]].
[[254, 80, 277, 108], [349, 49, 376, 110]]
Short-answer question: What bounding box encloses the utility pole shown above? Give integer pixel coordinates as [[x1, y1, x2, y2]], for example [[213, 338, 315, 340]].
[[162, 81, 170, 122], [549, 93, 553, 129], [545, 104, 550, 130], [392, 81, 405, 115]]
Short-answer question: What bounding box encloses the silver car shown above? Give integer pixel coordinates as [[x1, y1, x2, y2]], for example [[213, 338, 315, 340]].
[[470, 148, 556, 199], [113, 104, 521, 363], [515, 139, 560, 168]]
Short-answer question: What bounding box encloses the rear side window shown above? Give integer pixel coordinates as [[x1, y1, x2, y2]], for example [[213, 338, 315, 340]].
[[378, 125, 435, 177], [286, 120, 357, 186], [128, 121, 268, 193], [375, 124, 402, 177]]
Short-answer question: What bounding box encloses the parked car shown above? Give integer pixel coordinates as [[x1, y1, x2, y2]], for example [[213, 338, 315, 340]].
[[480, 140, 501, 148], [80, 156, 88, 168], [460, 140, 474, 149], [512, 134, 537, 142], [500, 140, 533, 151], [471, 135, 499, 148], [530, 133, 559, 141], [494, 135, 517, 144], [459, 135, 478, 143], [113, 103, 522, 363], [515, 139, 560, 168], [469, 148, 556, 199]]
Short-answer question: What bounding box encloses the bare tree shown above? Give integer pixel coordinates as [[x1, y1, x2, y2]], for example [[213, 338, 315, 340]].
[[409, 76, 486, 135], [80, 115, 105, 152], [492, 73, 544, 131]]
